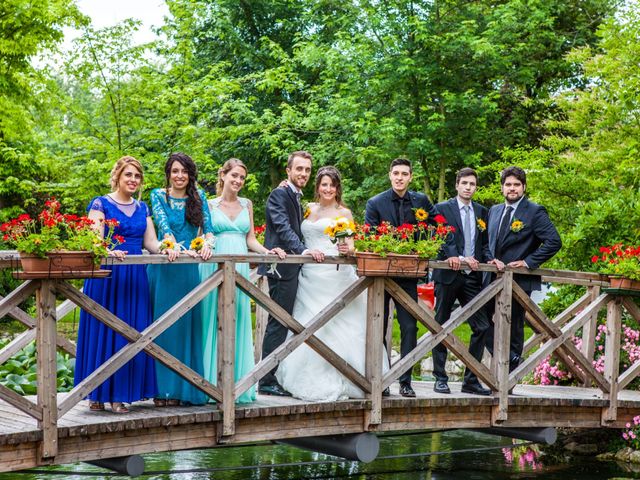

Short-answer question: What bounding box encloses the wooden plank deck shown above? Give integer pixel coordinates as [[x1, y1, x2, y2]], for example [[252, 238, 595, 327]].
[[1, 380, 639, 471]]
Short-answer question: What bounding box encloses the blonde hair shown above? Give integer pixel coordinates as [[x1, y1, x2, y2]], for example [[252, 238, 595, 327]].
[[110, 156, 144, 199], [216, 158, 248, 195]]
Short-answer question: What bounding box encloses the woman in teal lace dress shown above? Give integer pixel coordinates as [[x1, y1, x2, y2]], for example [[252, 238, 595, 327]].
[[200, 158, 285, 403], [147, 152, 215, 406]]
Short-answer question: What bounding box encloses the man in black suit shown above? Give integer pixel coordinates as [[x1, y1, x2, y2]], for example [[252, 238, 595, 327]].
[[365, 158, 439, 398], [258, 151, 324, 396], [432, 168, 492, 395], [486, 166, 562, 372]]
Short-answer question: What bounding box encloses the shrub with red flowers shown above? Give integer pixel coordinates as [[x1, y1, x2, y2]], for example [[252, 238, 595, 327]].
[[0, 198, 123, 263], [254, 224, 266, 245], [354, 216, 454, 259], [591, 244, 640, 281]]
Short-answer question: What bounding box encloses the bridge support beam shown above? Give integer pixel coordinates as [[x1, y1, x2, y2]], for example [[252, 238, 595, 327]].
[[472, 427, 557, 445], [278, 433, 380, 463], [86, 455, 145, 477]]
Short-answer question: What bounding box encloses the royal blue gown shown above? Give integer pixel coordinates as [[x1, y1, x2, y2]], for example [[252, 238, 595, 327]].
[[74, 196, 158, 403], [147, 188, 214, 405]]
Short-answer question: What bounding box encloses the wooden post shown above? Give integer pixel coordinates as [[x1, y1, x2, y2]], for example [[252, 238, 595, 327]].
[[492, 271, 512, 423], [385, 299, 394, 364], [581, 286, 600, 387], [365, 277, 385, 428], [218, 261, 237, 436], [602, 297, 622, 424], [36, 280, 58, 459], [253, 275, 269, 363]]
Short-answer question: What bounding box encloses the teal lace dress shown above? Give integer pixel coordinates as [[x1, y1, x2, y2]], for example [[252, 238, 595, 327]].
[[147, 188, 214, 405], [200, 197, 256, 403]]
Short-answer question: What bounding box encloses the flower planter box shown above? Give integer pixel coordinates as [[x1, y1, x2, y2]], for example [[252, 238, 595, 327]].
[[355, 251, 428, 278], [18, 251, 108, 279]]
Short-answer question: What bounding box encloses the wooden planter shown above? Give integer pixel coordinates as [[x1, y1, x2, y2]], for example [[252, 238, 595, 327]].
[[355, 251, 428, 278], [18, 251, 107, 279], [609, 276, 640, 292]]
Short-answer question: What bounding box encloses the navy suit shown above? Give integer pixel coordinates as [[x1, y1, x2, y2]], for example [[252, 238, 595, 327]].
[[432, 198, 491, 386], [365, 188, 438, 386], [259, 186, 306, 387], [486, 197, 562, 367]]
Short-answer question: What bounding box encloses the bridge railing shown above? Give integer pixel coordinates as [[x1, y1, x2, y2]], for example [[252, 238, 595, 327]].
[[0, 251, 636, 461]]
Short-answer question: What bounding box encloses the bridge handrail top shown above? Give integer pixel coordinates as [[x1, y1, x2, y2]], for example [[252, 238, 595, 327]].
[[0, 249, 608, 282]]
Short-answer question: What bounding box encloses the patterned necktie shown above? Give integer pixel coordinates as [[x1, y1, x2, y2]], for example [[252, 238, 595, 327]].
[[495, 205, 513, 258], [463, 205, 474, 258], [295, 192, 303, 219]]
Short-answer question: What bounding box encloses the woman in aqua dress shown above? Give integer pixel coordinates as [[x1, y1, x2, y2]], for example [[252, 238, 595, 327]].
[[147, 152, 214, 406], [75, 156, 178, 413], [200, 158, 285, 403]]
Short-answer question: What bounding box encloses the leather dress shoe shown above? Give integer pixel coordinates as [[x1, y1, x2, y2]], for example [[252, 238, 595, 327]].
[[399, 383, 416, 397], [433, 380, 451, 394], [461, 382, 492, 396], [382, 387, 391, 397], [258, 383, 292, 397]]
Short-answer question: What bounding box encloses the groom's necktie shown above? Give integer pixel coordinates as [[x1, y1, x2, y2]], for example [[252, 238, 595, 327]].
[[295, 192, 303, 219], [495, 205, 513, 259]]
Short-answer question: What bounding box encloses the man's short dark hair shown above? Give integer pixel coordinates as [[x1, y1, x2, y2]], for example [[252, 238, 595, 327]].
[[389, 157, 412, 172], [455, 167, 478, 184], [500, 166, 526, 185], [287, 150, 313, 169]]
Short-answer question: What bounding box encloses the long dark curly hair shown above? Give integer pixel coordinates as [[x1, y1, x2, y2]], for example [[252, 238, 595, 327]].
[[165, 152, 203, 228]]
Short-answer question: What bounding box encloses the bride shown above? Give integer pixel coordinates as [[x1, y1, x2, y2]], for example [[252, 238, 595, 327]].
[[276, 166, 388, 401]]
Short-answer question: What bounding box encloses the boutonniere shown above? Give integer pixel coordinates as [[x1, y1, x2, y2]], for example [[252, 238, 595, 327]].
[[413, 208, 428, 221], [511, 218, 525, 232], [476, 218, 486, 232]]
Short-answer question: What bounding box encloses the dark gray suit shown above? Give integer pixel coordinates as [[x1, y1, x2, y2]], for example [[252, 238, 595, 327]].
[[432, 198, 490, 386], [365, 188, 438, 386], [259, 186, 306, 387]]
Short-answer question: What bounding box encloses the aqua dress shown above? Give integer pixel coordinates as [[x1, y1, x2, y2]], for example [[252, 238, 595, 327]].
[[74, 196, 157, 403], [200, 197, 256, 403], [147, 188, 213, 405]]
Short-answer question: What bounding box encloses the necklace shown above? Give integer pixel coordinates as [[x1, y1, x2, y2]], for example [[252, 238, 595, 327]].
[[318, 203, 338, 211]]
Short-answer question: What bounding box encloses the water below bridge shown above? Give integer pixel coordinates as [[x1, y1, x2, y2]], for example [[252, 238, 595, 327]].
[[2, 430, 637, 479]]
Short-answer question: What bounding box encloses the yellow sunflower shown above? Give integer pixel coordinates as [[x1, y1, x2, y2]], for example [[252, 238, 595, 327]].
[[190, 237, 205, 251], [415, 208, 428, 221]]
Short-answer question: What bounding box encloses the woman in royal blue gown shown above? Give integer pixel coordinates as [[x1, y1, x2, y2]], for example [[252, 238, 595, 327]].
[[74, 156, 178, 413], [147, 153, 215, 406], [200, 158, 285, 403]]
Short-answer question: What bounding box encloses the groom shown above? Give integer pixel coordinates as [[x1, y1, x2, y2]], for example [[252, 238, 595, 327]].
[[258, 150, 324, 396], [365, 158, 438, 397]]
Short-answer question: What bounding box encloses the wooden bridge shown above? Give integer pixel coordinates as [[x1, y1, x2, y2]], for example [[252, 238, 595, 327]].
[[1, 252, 639, 473]]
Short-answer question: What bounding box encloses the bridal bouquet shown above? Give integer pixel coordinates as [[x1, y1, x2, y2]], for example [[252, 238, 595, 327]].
[[324, 217, 356, 244]]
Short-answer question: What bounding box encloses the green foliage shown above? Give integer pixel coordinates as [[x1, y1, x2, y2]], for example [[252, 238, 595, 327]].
[[0, 339, 75, 395]]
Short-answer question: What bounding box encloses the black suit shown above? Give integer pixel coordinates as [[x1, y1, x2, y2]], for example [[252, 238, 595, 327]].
[[486, 197, 562, 366], [259, 186, 306, 387], [432, 198, 491, 386], [365, 188, 438, 386]]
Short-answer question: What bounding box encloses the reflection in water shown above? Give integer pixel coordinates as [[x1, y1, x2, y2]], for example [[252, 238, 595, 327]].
[[2, 430, 636, 479]]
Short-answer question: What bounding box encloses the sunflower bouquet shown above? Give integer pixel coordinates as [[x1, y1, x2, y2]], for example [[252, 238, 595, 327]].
[[324, 217, 356, 244]]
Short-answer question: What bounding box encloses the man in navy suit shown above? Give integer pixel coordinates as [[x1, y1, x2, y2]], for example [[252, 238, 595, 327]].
[[486, 166, 562, 372], [365, 158, 439, 398], [432, 168, 492, 395], [258, 151, 324, 396]]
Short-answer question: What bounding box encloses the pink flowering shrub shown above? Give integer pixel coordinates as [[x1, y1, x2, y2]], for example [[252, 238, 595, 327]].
[[530, 317, 640, 388], [502, 444, 542, 470], [622, 415, 640, 449]]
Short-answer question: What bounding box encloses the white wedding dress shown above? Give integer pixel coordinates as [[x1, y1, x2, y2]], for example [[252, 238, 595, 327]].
[[276, 217, 388, 401]]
